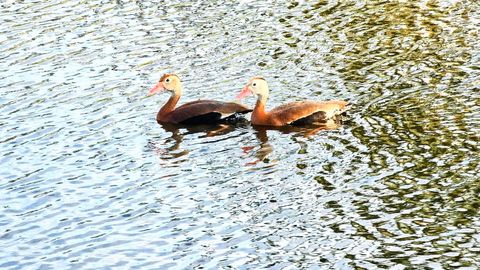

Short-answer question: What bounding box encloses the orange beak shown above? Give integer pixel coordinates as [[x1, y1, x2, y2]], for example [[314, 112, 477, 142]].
[[236, 85, 252, 100], [147, 81, 166, 96]]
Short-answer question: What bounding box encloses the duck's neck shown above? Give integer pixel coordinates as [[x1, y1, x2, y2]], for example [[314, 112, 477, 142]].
[[252, 96, 268, 124], [157, 94, 180, 123]]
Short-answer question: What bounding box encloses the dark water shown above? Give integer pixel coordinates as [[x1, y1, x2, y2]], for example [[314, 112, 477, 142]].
[[1, 0, 479, 269]]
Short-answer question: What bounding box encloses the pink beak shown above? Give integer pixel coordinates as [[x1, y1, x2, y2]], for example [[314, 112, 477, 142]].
[[236, 85, 252, 100], [147, 82, 166, 96]]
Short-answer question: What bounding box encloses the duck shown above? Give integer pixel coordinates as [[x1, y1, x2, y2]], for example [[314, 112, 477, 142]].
[[148, 74, 251, 124], [236, 77, 348, 126]]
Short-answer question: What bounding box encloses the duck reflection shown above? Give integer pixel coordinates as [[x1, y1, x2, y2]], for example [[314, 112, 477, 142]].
[[244, 117, 345, 165], [147, 122, 249, 159], [148, 116, 345, 163]]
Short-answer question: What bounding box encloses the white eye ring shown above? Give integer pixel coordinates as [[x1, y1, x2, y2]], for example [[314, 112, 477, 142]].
[[252, 83, 257, 87], [165, 78, 170, 83]]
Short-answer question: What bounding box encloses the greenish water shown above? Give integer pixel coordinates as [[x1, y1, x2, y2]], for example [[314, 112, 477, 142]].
[[0, 0, 479, 269]]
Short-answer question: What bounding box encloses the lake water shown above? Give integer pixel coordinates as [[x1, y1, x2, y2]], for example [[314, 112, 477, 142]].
[[1, 0, 479, 269]]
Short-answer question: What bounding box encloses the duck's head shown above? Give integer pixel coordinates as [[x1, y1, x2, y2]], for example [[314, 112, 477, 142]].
[[147, 73, 182, 96], [236, 77, 269, 101]]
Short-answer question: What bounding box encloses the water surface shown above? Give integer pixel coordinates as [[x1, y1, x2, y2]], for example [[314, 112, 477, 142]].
[[1, 0, 479, 269]]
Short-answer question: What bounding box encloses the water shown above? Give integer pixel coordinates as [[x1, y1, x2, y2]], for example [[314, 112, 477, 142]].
[[1, 0, 479, 269]]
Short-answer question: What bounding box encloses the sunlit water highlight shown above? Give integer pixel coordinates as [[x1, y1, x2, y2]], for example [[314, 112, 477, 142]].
[[1, 0, 479, 269]]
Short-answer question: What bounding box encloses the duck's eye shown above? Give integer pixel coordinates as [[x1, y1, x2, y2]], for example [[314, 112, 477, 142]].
[[252, 83, 257, 87], [165, 78, 171, 83]]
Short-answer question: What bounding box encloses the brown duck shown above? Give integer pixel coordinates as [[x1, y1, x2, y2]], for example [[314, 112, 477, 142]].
[[236, 77, 348, 127], [148, 74, 251, 124]]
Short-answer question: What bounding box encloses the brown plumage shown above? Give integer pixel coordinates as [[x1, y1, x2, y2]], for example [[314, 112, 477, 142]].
[[236, 77, 348, 127], [148, 74, 251, 124]]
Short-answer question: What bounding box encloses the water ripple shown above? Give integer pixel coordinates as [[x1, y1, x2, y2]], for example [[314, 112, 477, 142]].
[[1, 0, 479, 269]]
